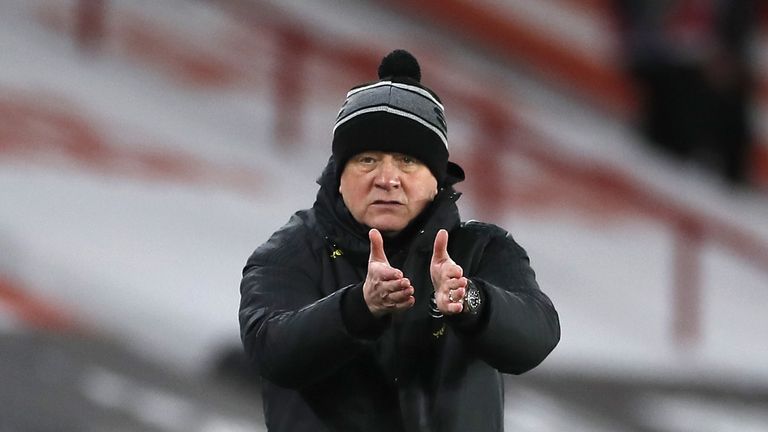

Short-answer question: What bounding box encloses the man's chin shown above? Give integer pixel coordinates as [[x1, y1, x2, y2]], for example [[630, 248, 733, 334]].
[[367, 220, 407, 236]]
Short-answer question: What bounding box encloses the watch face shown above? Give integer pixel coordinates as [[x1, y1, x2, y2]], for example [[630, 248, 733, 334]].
[[465, 286, 481, 314]]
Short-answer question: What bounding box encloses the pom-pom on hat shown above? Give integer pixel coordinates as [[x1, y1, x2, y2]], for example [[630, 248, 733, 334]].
[[332, 49, 449, 183]]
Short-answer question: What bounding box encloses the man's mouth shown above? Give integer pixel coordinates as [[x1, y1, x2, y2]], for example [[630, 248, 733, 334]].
[[371, 200, 402, 206]]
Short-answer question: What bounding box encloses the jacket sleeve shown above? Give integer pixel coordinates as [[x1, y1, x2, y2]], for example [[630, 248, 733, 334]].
[[238, 221, 367, 389], [457, 226, 560, 375]]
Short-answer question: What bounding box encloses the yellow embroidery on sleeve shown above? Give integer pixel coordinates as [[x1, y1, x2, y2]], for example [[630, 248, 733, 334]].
[[432, 324, 446, 338]]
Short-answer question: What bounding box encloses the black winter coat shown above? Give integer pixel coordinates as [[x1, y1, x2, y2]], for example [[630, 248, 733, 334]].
[[239, 159, 560, 432]]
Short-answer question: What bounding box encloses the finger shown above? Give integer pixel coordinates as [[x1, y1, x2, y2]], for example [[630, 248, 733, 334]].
[[447, 301, 463, 314], [377, 278, 410, 295], [387, 286, 415, 303], [368, 229, 389, 264], [447, 287, 466, 303], [440, 293, 462, 312], [445, 276, 468, 292], [397, 296, 416, 309], [444, 264, 464, 280], [380, 288, 414, 307], [369, 262, 403, 281], [388, 293, 416, 310], [431, 229, 450, 264]]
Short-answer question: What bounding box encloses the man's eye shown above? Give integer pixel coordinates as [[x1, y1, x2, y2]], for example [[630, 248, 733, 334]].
[[359, 156, 376, 164]]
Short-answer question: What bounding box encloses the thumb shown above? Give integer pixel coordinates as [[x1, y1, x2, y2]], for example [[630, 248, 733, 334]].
[[368, 229, 389, 264], [432, 229, 450, 263]]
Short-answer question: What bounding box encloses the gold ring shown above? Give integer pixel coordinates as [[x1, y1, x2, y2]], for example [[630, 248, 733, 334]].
[[448, 291, 455, 302]]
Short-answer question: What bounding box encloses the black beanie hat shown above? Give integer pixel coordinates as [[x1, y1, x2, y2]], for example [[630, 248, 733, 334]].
[[332, 50, 449, 182]]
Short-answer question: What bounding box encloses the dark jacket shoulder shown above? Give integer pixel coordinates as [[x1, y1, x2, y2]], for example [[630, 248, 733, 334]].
[[244, 210, 323, 272]]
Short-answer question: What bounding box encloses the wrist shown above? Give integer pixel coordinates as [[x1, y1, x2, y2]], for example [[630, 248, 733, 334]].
[[462, 279, 483, 316], [342, 283, 389, 338], [429, 291, 443, 318], [445, 279, 486, 334]]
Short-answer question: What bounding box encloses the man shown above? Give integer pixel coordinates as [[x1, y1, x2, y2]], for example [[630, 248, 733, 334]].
[[239, 49, 560, 431]]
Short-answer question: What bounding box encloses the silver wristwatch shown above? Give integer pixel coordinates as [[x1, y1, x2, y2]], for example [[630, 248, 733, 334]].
[[463, 280, 482, 315]]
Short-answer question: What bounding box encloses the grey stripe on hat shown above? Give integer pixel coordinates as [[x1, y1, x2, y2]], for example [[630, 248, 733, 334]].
[[334, 81, 448, 148], [346, 81, 444, 109], [333, 105, 448, 148]]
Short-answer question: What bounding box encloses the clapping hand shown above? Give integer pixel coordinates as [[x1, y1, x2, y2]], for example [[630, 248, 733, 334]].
[[431, 229, 467, 315], [363, 229, 415, 317]]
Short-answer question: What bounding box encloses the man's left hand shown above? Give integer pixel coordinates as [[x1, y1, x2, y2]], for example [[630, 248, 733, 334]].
[[430, 229, 467, 315]]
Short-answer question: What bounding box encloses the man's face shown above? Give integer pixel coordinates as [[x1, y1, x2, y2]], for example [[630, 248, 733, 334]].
[[339, 151, 438, 234]]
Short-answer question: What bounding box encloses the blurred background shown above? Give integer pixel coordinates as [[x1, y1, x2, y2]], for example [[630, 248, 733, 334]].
[[1, 0, 768, 430]]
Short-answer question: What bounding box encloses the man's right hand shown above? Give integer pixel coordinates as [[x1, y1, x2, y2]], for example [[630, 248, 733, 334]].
[[363, 229, 415, 317]]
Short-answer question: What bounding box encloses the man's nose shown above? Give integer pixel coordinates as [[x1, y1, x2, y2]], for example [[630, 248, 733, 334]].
[[374, 161, 401, 189]]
